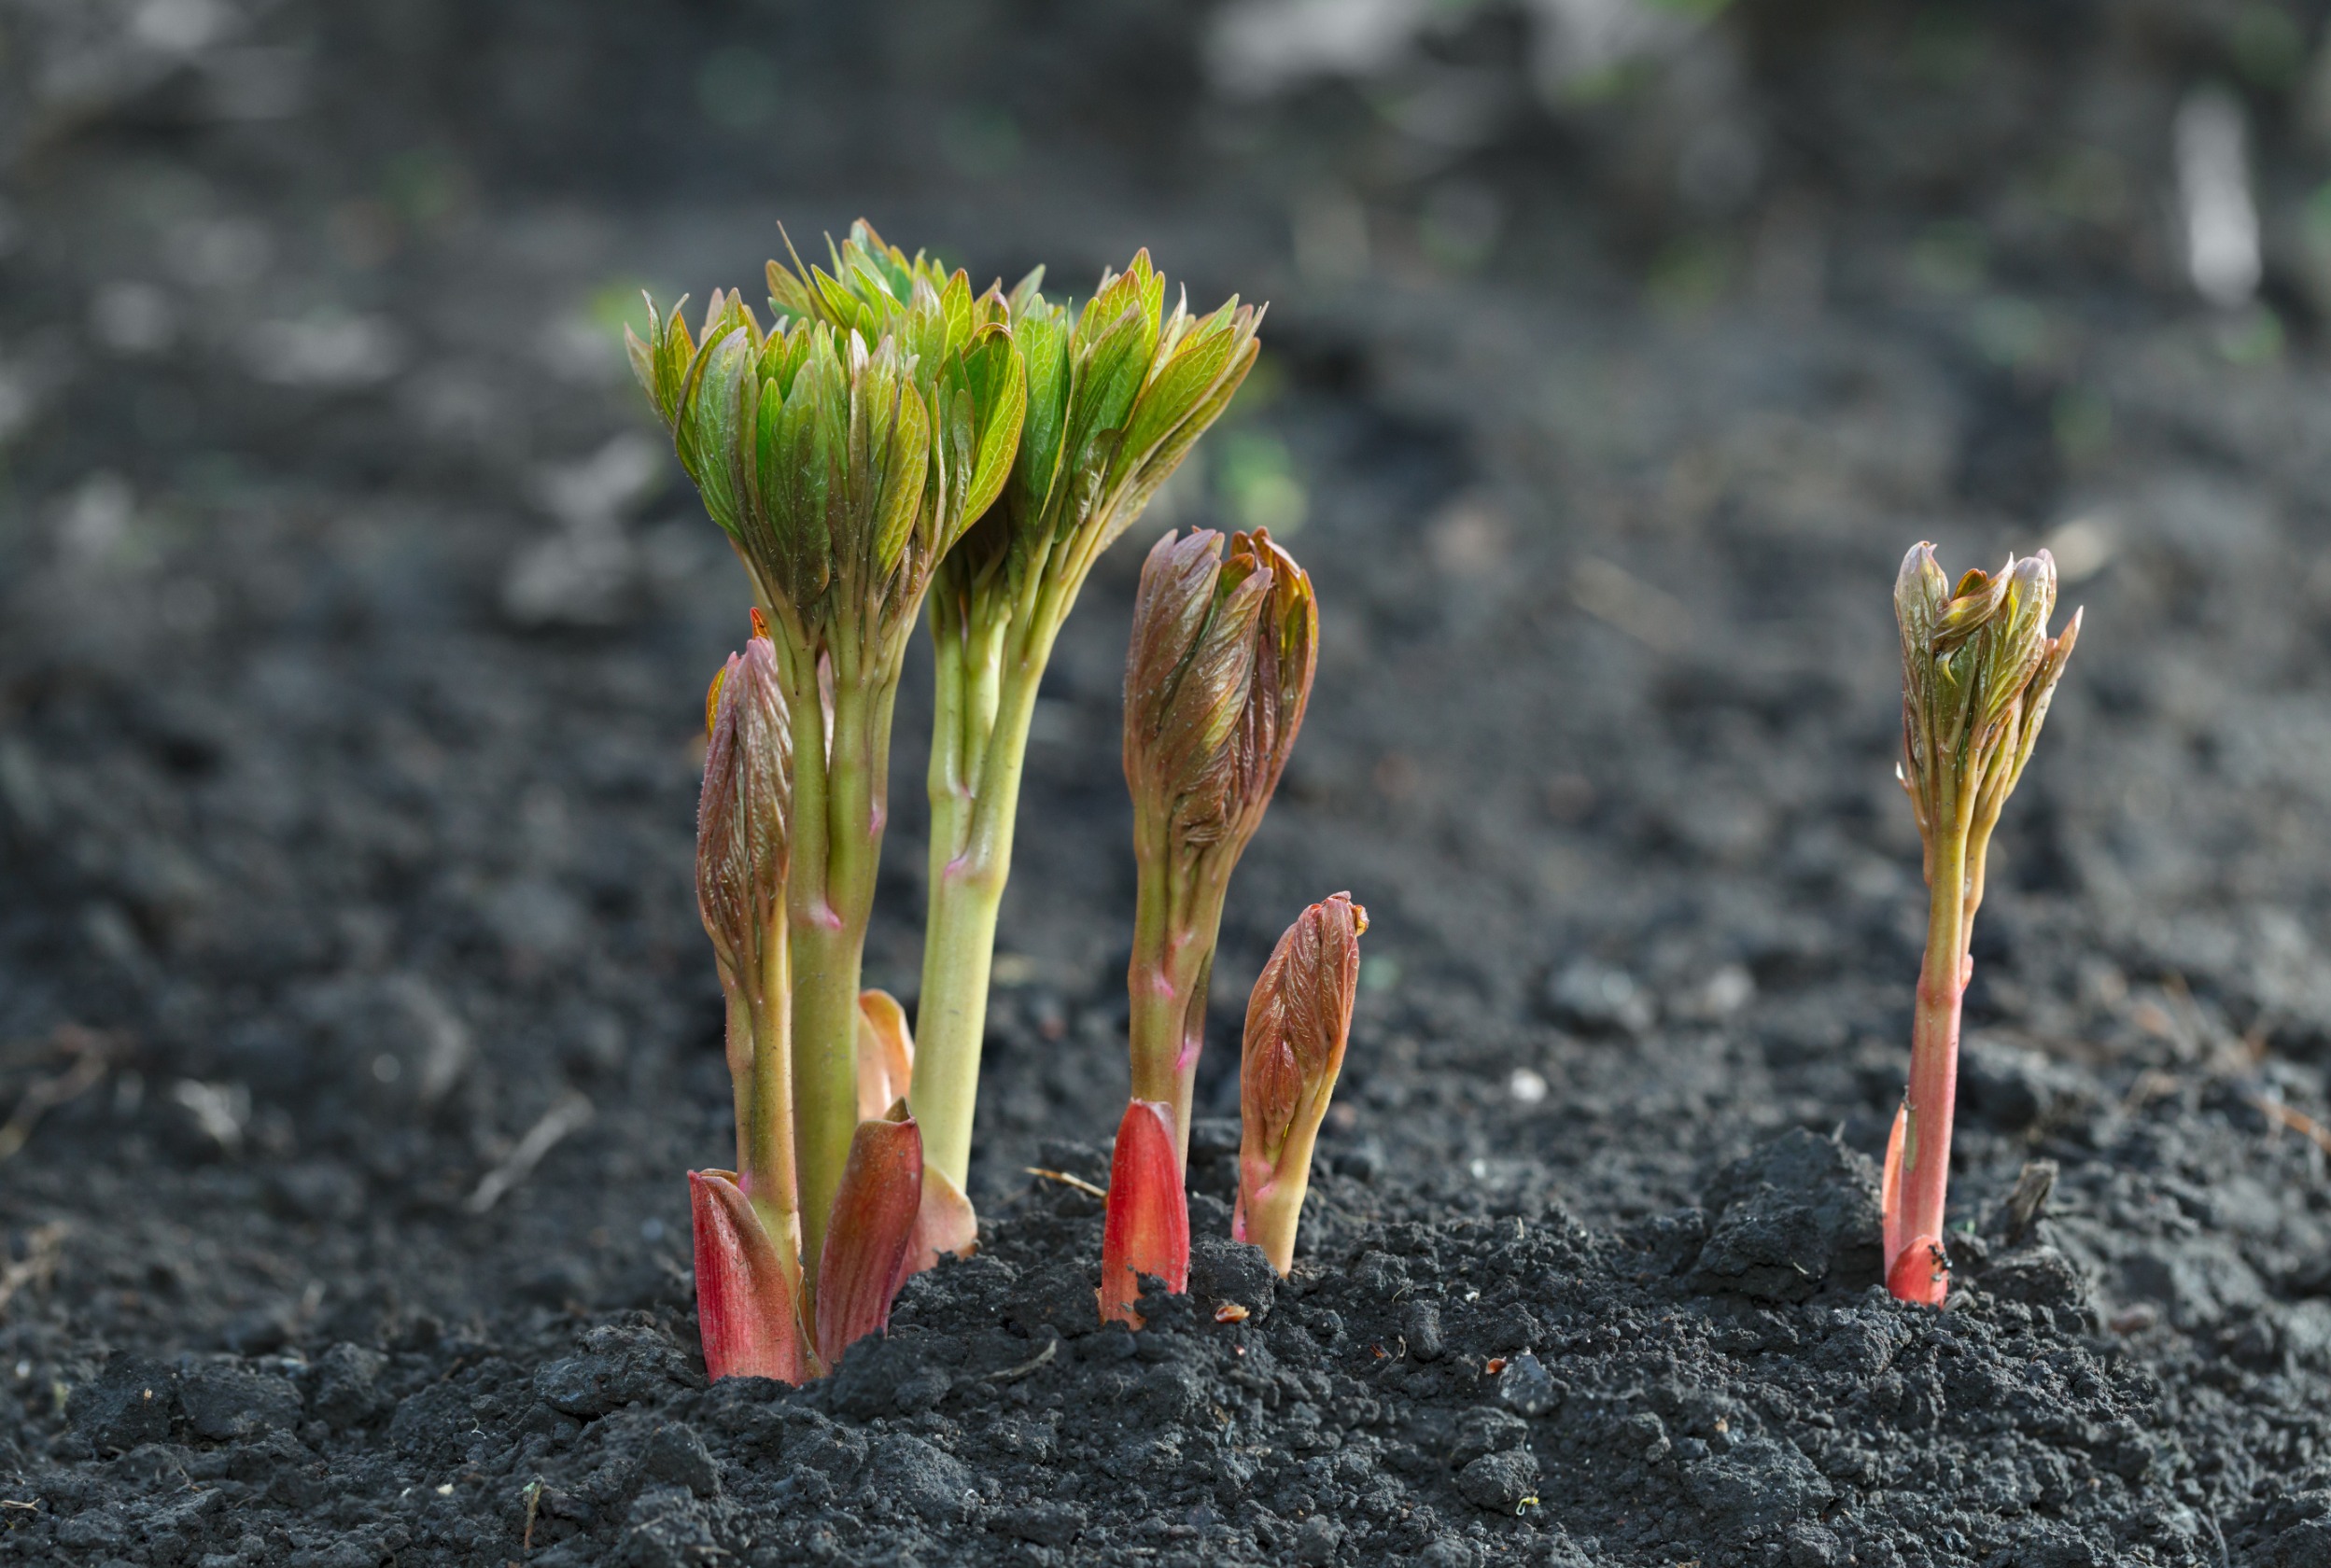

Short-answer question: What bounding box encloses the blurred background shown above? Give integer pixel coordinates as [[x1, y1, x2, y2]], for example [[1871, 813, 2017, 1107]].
[[7, 0, 2331, 1345]]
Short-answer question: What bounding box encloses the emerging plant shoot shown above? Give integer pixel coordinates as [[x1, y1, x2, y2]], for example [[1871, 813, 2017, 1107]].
[[687, 628, 807, 1379], [1887, 544, 2080, 1306], [1101, 527, 1316, 1322], [1236, 892, 1366, 1276], [1120, 526, 1317, 1161], [913, 257, 1261, 1210]]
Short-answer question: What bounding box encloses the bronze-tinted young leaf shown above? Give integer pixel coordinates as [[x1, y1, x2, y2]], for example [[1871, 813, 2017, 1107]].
[[1239, 893, 1367, 1166], [697, 635, 791, 989], [691, 1169, 810, 1383], [1123, 529, 1273, 847], [1224, 528, 1317, 841]]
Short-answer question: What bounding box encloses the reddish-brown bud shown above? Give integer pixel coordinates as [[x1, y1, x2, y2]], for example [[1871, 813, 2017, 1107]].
[[1235, 894, 1366, 1275], [1122, 527, 1316, 854], [696, 635, 790, 992]]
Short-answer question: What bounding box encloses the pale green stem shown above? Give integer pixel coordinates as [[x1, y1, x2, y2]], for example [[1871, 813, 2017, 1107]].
[[912, 605, 1054, 1191], [723, 986, 751, 1177], [1238, 1127, 1319, 1277], [794, 631, 907, 1305], [1128, 832, 1232, 1166], [745, 929, 800, 1284]]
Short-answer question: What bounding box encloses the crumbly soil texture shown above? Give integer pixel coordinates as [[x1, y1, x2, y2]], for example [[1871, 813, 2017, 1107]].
[[5, 5, 2331, 1566]]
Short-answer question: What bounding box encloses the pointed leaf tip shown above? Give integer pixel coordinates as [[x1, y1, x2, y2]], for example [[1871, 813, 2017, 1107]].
[[1099, 1099, 1189, 1327], [854, 988, 914, 1122], [910, 1162, 979, 1275], [690, 1169, 808, 1383]]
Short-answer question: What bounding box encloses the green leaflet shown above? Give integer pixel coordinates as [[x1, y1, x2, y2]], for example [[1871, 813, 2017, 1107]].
[[860, 346, 933, 581], [1005, 301, 1072, 531], [774, 332, 844, 607], [951, 325, 1027, 534], [681, 324, 759, 540], [1107, 332, 1257, 545], [1005, 264, 1046, 316], [1111, 305, 1241, 490], [1060, 305, 1156, 505], [938, 271, 974, 361], [1074, 251, 1162, 361]]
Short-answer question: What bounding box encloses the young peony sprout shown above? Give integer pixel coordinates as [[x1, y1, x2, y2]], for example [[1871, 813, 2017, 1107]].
[[911, 256, 1261, 1211], [1121, 526, 1317, 1163], [635, 220, 1025, 1365], [1887, 544, 2080, 1306], [1236, 893, 1367, 1276], [687, 623, 808, 1380], [1100, 527, 1316, 1323]]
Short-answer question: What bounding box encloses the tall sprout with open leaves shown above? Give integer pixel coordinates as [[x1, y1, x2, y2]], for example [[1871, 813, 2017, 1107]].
[[1888, 544, 2080, 1305], [911, 256, 1262, 1210], [632, 220, 1025, 1352]]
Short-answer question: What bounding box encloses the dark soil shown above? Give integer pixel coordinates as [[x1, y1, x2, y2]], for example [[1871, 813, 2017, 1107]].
[[6, 3, 2331, 1565]]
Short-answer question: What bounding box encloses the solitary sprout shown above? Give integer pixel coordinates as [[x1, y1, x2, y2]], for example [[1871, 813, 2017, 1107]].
[[1887, 544, 2080, 1306], [634, 222, 1352, 1379]]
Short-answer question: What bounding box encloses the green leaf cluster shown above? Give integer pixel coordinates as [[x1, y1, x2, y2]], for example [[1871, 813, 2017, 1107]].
[[626, 220, 1028, 649], [1895, 545, 2081, 870], [949, 251, 1264, 618]]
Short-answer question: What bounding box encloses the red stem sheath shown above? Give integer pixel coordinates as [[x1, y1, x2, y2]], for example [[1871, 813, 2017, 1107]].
[[690, 1169, 809, 1384], [1885, 884, 1970, 1307], [812, 1116, 924, 1367], [1099, 1099, 1189, 1327]]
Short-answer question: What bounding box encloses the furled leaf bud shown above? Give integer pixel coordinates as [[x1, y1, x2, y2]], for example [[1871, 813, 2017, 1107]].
[[1236, 894, 1367, 1276], [696, 630, 790, 993], [1123, 527, 1317, 854]]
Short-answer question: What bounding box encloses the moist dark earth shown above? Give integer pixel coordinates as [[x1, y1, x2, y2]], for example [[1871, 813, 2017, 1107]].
[[7, 3, 2331, 1565]]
